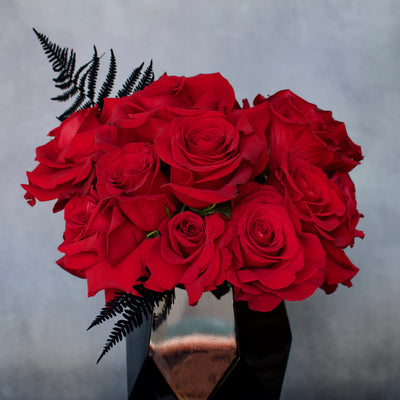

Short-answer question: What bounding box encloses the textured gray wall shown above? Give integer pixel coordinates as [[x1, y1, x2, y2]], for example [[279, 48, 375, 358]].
[[1, 1, 399, 399]]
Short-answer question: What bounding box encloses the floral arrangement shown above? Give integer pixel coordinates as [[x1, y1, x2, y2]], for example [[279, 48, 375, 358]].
[[23, 31, 363, 360]]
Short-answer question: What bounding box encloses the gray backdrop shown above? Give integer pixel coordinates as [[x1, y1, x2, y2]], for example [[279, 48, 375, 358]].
[[1, 1, 399, 399]]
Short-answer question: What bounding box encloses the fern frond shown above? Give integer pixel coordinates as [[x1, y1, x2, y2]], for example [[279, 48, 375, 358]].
[[116, 62, 144, 98], [33, 28, 73, 79], [34, 29, 156, 122], [56, 67, 92, 121], [78, 68, 91, 91], [87, 290, 126, 330], [94, 285, 175, 363], [72, 60, 93, 85], [65, 51, 76, 80], [86, 46, 100, 104], [57, 91, 85, 122], [54, 79, 75, 90], [134, 60, 154, 92], [53, 51, 76, 84], [51, 86, 79, 102], [96, 49, 117, 109], [54, 58, 90, 90], [96, 318, 135, 364]]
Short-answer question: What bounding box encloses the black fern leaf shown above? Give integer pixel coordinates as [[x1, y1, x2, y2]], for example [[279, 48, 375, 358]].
[[89, 287, 155, 332], [57, 67, 92, 121], [78, 68, 92, 92], [134, 60, 154, 92], [53, 55, 76, 88], [54, 59, 91, 90], [116, 62, 144, 98], [57, 91, 86, 122], [64, 51, 76, 81], [53, 51, 76, 84], [94, 285, 175, 363], [96, 318, 134, 364], [72, 60, 93, 86], [34, 29, 155, 121], [51, 85, 79, 102], [95, 290, 153, 364], [87, 290, 127, 330], [86, 46, 100, 104], [96, 49, 117, 110], [34, 29, 91, 121], [54, 79, 75, 91], [33, 28, 74, 77]]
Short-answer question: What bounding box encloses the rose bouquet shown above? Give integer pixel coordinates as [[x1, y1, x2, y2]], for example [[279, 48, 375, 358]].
[[23, 31, 363, 362]]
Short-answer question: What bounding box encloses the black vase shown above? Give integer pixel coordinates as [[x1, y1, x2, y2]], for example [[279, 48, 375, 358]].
[[127, 290, 291, 400]]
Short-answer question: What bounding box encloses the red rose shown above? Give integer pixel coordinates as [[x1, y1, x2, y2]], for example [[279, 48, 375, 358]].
[[22, 106, 110, 211], [227, 183, 325, 312], [329, 171, 364, 247], [96, 142, 166, 199], [141, 211, 232, 305], [269, 154, 346, 238], [254, 90, 363, 173], [100, 73, 238, 124], [319, 172, 364, 294], [57, 192, 146, 297], [154, 106, 269, 208], [268, 154, 361, 289], [95, 142, 175, 231]]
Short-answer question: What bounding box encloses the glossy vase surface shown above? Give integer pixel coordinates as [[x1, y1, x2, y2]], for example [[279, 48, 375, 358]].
[[127, 289, 291, 400]]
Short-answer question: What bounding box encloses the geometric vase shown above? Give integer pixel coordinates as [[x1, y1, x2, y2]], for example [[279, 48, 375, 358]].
[[127, 286, 291, 400]]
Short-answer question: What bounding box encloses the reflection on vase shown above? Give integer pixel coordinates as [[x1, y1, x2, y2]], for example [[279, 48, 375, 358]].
[[149, 288, 238, 400]]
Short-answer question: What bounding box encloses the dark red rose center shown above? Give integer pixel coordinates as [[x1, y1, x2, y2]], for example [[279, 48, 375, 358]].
[[171, 214, 206, 258], [246, 210, 285, 258], [177, 220, 204, 239], [253, 219, 274, 245], [111, 156, 152, 191], [173, 116, 238, 167], [186, 127, 225, 155]]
